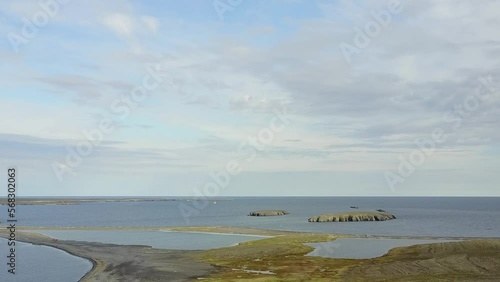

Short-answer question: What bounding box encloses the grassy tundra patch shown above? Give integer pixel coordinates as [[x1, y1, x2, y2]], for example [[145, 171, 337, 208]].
[[193, 231, 500, 281]]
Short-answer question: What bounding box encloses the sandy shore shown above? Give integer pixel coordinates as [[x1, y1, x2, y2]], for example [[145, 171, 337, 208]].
[[18, 225, 499, 241], [0, 230, 216, 281]]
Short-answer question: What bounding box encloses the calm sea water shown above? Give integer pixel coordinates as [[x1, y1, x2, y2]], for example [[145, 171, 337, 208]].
[[0, 238, 92, 282], [11, 197, 500, 237]]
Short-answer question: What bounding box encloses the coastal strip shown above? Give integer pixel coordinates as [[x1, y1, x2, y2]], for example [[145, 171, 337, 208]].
[[0, 230, 216, 281], [0, 197, 227, 206], [0, 231, 97, 280], [2, 226, 500, 281], [16, 225, 500, 240]]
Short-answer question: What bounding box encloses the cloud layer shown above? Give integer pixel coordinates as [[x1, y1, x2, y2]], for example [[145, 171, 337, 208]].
[[1, 0, 499, 196]]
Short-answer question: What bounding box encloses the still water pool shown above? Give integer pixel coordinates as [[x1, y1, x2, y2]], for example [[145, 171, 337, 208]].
[[34, 230, 269, 250], [306, 238, 459, 259], [0, 238, 92, 282]]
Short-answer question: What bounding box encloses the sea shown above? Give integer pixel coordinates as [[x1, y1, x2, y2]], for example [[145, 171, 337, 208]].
[[1, 197, 499, 281], [12, 197, 500, 237]]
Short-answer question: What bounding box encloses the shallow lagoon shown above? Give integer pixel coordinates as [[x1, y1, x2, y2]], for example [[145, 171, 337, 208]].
[[306, 238, 459, 259], [0, 238, 92, 282], [34, 230, 269, 250]]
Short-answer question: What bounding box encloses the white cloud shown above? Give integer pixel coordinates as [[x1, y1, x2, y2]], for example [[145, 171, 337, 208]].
[[102, 13, 160, 38], [2, 0, 500, 195], [103, 13, 135, 37], [141, 15, 160, 33]]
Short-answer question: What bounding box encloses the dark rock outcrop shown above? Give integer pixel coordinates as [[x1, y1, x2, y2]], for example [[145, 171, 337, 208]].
[[248, 210, 289, 216], [308, 211, 396, 222]]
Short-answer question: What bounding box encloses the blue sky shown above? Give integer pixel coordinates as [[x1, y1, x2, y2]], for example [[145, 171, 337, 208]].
[[1, 0, 500, 196]]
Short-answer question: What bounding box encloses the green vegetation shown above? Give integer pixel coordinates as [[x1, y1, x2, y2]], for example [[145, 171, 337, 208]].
[[193, 231, 500, 281], [195, 233, 353, 281]]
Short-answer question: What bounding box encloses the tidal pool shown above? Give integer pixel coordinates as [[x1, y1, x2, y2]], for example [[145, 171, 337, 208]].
[[0, 238, 92, 282], [306, 238, 459, 259], [33, 230, 269, 250]]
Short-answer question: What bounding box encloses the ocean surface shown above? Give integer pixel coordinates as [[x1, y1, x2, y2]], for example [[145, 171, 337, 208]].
[[13, 197, 500, 238], [0, 238, 92, 282]]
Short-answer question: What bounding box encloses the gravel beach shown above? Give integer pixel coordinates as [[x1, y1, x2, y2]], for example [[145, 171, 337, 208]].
[[0, 230, 216, 281]]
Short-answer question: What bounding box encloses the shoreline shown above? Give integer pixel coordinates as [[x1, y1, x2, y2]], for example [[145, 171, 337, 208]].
[[29, 239, 99, 282], [0, 197, 225, 206], [2, 196, 499, 206], [0, 235, 96, 281], [33, 242, 98, 282], [0, 230, 216, 281], [2, 226, 500, 281], [13, 225, 500, 240], [0, 231, 98, 281], [29, 239, 98, 282]]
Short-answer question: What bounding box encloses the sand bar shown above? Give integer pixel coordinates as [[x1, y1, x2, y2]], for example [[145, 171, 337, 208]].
[[0, 230, 216, 281]]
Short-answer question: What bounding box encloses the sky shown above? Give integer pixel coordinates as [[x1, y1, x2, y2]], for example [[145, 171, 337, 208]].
[[0, 0, 499, 196]]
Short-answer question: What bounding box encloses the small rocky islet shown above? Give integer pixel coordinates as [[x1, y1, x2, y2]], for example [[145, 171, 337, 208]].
[[308, 211, 396, 222], [248, 210, 289, 216], [247, 209, 396, 222]]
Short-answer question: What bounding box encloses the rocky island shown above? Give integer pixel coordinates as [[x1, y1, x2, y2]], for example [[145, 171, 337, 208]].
[[248, 210, 289, 216], [308, 211, 396, 222]]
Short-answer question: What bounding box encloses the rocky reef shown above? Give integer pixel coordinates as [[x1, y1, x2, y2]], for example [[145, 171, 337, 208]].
[[248, 210, 289, 216], [308, 211, 396, 222]]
